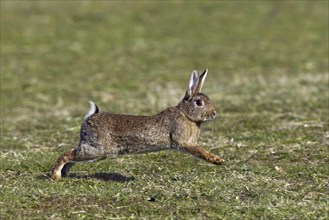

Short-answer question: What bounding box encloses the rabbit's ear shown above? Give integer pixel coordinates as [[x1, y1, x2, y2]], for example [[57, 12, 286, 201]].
[[195, 69, 208, 93], [185, 70, 199, 100]]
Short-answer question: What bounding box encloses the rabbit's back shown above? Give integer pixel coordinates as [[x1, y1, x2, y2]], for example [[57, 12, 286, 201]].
[[80, 108, 180, 154]]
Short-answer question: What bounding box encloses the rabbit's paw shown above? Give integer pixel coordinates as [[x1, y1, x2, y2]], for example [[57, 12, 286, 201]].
[[209, 154, 225, 165], [51, 168, 62, 180]]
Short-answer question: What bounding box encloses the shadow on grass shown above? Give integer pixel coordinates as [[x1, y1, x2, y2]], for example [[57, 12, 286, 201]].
[[68, 172, 135, 182], [39, 172, 135, 182]]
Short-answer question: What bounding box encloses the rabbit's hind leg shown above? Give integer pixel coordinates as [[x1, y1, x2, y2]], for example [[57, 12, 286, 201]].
[[50, 143, 106, 180], [50, 148, 77, 180], [50, 149, 76, 180]]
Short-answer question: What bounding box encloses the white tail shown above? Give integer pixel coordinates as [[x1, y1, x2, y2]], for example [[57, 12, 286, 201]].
[[84, 101, 99, 119]]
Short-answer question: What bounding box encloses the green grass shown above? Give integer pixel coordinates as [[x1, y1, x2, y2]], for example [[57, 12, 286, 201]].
[[1, 1, 328, 219]]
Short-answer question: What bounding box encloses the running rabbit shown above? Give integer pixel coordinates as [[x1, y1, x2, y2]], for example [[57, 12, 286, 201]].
[[51, 69, 224, 180]]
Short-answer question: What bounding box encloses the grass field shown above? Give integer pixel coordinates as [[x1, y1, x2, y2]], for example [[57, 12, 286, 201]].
[[1, 1, 328, 219]]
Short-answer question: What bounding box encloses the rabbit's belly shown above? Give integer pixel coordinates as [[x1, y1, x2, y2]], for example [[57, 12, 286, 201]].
[[107, 132, 171, 155], [125, 144, 170, 154], [114, 138, 170, 154]]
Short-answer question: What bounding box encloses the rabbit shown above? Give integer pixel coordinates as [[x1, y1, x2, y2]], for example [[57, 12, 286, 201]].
[[50, 69, 224, 180]]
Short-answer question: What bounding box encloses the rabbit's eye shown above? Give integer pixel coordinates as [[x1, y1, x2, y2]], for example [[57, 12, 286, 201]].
[[195, 99, 203, 106]]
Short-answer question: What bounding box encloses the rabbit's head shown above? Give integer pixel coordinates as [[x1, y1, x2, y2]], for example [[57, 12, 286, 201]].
[[177, 69, 217, 123]]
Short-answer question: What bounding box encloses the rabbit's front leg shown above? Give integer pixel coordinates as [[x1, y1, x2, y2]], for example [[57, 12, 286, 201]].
[[180, 145, 225, 165]]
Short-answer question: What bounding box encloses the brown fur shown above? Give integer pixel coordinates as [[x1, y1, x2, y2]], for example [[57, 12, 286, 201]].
[[51, 69, 224, 180]]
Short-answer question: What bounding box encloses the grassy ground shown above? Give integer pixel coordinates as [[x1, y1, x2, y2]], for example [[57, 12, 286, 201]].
[[1, 1, 328, 219]]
